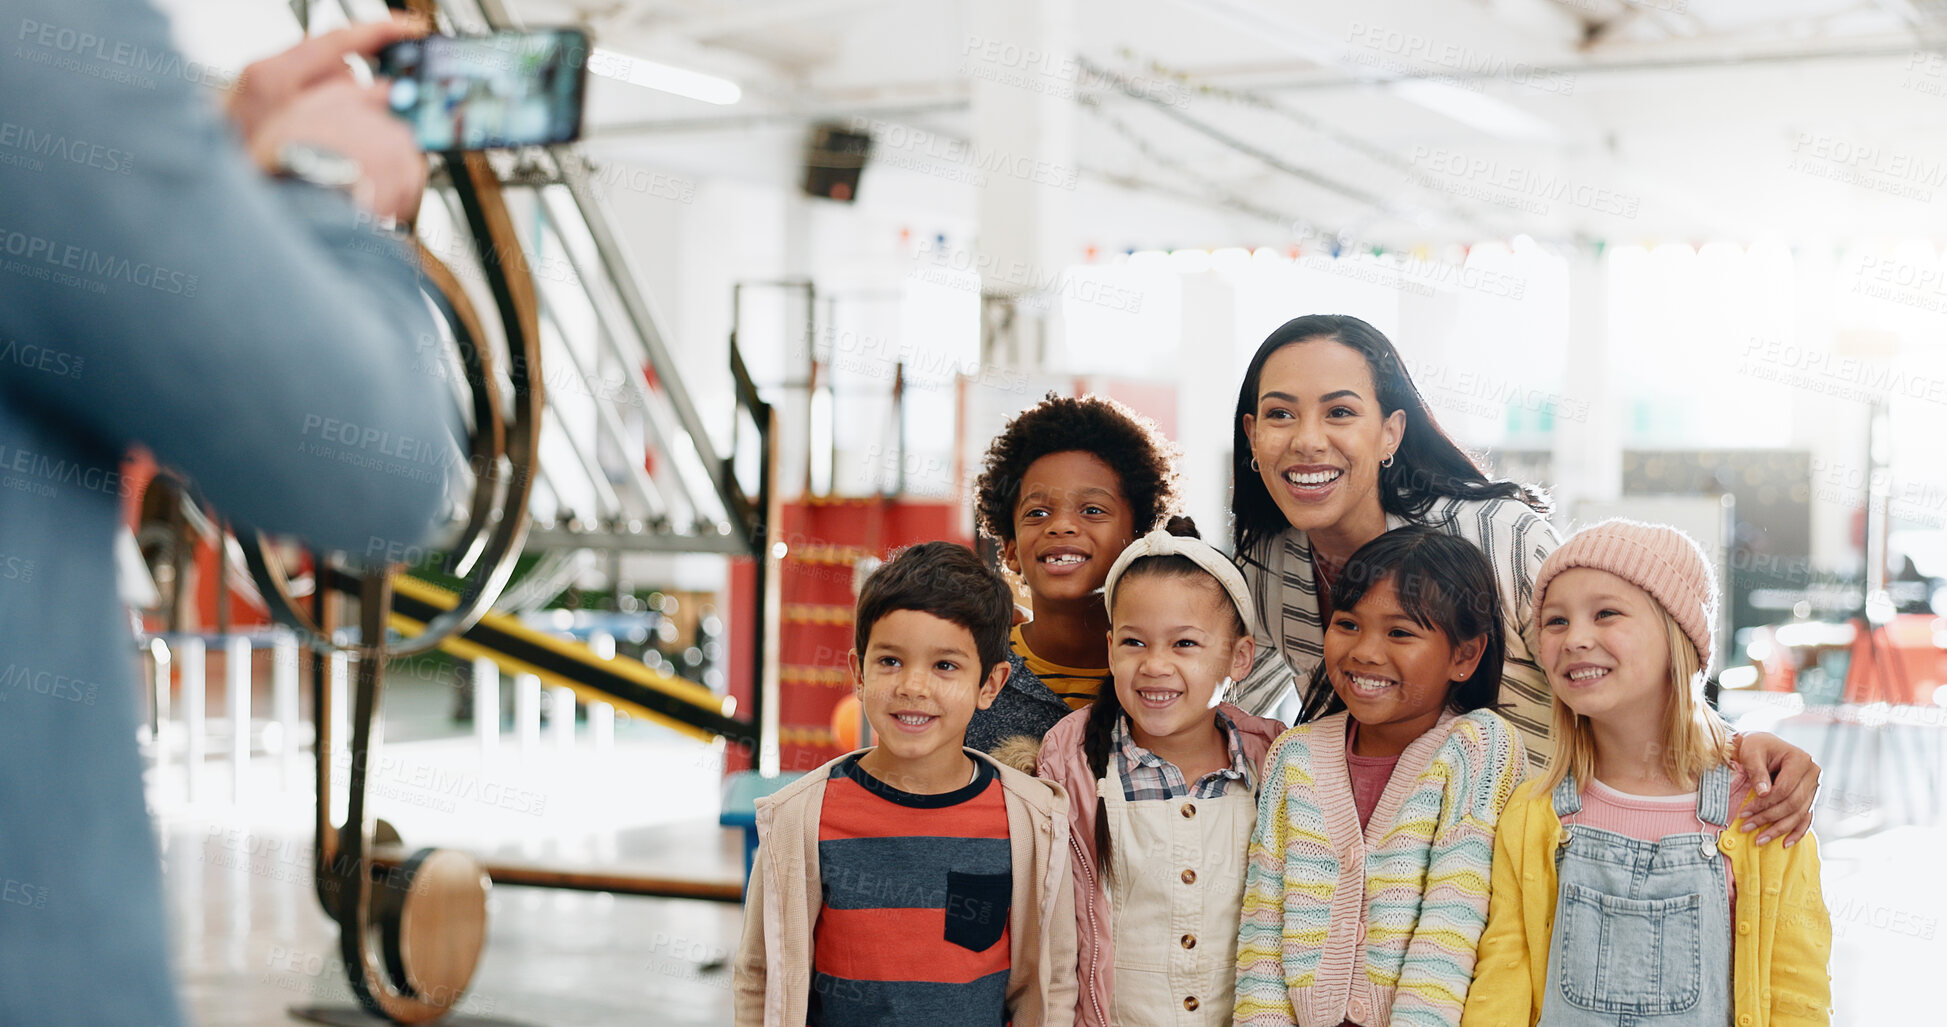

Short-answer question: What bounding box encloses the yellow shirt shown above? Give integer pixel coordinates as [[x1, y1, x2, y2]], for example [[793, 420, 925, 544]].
[[1011, 625, 1110, 711], [1462, 777, 1833, 1027]]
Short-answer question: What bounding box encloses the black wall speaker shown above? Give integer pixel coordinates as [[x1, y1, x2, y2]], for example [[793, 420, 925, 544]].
[[803, 123, 872, 203]]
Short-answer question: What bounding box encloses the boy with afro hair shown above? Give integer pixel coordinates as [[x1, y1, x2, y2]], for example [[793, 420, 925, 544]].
[[964, 393, 1181, 766]]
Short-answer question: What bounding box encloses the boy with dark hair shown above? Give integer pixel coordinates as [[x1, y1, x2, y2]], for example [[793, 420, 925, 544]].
[[733, 541, 1079, 1027], [965, 393, 1182, 761]]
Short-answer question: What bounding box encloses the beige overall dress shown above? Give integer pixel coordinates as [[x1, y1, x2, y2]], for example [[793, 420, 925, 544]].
[[1100, 773, 1257, 1026]]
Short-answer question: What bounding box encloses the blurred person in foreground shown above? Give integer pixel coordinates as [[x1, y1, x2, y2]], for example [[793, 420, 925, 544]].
[[0, 1, 459, 1022]]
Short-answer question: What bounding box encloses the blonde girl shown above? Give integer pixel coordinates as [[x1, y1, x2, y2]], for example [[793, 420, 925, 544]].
[[1464, 520, 1831, 1027]]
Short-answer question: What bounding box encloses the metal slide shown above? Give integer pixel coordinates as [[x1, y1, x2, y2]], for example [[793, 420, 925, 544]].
[[333, 567, 749, 745]]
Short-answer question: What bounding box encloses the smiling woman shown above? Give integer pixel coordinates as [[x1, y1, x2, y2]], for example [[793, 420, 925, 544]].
[[1225, 315, 1826, 842], [1224, 314, 1562, 762]]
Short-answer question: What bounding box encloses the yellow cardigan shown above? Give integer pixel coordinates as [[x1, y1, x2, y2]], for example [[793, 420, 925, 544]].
[[1462, 778, 1832, 1027]]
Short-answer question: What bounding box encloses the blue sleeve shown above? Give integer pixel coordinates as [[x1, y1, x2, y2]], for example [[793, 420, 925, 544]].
[[0, 0, 461, 555]]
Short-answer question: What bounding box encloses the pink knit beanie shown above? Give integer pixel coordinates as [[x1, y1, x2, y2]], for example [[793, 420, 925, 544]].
[[1532, 519, 1718, 673]]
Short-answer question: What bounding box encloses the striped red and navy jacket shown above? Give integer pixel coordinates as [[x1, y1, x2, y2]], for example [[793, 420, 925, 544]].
[[809, 754, 1013, 1025]]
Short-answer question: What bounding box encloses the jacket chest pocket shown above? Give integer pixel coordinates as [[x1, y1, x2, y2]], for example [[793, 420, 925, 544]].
[[944, 871, 1010, 952], [1554, 883, 1703, 1015]]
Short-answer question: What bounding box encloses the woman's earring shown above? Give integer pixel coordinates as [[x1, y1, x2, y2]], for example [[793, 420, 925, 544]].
[[1381, 452, 1395, 469], [1250, 457, 1260, 472]]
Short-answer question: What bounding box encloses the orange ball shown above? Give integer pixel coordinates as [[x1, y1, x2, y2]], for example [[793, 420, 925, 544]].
[[831, 694, 863, 750]]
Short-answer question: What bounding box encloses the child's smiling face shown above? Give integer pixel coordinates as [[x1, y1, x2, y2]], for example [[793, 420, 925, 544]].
[[1537, 568, 1674, 728], [1108, 575, 1254, 747], [850, 609, 1006, 783], [1325, 575, 1483, 752], [1002, 450, 1137, 609]]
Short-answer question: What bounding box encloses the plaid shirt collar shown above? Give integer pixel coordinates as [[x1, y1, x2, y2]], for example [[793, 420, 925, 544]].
[[1111, 707, 1253, 802]]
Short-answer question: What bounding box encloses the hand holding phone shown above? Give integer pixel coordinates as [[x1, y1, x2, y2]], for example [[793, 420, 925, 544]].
[[231, 18, 430, 221], [250, 79, 427, 220], [377, 29, 590, 151], [228, 16, 430, 143]]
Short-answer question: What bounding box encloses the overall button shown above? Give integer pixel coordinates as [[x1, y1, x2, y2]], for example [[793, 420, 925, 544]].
[[1183, 995, 1199, 1011], [1181, 802, 1197, 819], [1180, 868, 1197, 885], [1180, 933, 1197, 949], [1705, 837, 1722, 858]]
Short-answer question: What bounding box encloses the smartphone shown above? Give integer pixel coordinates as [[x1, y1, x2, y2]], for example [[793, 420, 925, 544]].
[[377, 28, 589, 150]]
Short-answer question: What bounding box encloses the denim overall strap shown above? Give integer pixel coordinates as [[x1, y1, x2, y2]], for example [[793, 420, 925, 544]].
[[1694, 763, 1734, 828], [1550, 771, 1583, 819]]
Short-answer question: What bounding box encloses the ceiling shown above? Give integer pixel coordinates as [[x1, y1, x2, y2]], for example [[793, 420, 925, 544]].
[[324, 0, 1947, 247]]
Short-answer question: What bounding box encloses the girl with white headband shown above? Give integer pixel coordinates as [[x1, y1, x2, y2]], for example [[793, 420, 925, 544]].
[[1035, 516, 1287, 1027]]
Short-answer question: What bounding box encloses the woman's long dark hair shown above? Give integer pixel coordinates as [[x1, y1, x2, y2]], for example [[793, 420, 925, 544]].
[[1296, 525, 1509, 723], [1231, 314, 1549, 564]]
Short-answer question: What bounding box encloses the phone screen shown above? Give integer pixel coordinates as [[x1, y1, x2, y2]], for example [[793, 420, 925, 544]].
[[378, 29, 589, 150]]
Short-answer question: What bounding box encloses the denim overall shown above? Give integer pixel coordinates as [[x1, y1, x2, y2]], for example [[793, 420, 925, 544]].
[[1538, 765, 1735, 1027]]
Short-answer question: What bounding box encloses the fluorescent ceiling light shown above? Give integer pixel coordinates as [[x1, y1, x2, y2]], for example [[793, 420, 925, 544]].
[[1389, 80, 1555, 141], [591, 48, 742, 105]]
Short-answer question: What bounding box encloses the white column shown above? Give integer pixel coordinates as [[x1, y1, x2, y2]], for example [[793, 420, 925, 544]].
[[226, 636, 251, 803], [549, 685, 577, 752], [587, 632, 616, 756], [516, 673, 542, 758], [326, 651, 350, 758], [773, 190, 815, 496], [1177, 272, 1240, 547], [1792, 247, 1866, 577], [179, 637, 205, 803], [1551, 244, 1623, 525], [967, 0, 1078, 369], [326, 651, 350, 826], [273, 634, 300, 791], [472, 656, 500, 760], [149, 637, 171, 776], [590, 703, 614, 757]]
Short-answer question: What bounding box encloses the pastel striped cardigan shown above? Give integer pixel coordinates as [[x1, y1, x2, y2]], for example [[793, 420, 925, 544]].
[[1234, 709, 1528, 1027]]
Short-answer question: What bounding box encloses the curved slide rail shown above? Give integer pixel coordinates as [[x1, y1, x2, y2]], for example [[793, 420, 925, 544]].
[[330, 567, 751, 745]]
